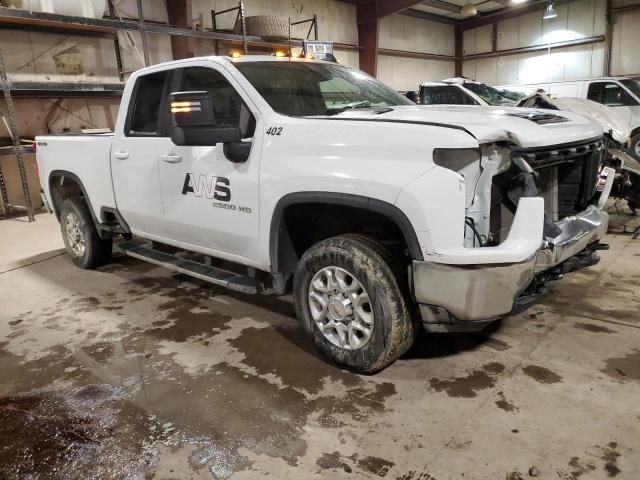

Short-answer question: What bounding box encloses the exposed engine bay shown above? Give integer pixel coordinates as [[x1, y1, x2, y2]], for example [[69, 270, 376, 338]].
[[442, 138, 604, 249]]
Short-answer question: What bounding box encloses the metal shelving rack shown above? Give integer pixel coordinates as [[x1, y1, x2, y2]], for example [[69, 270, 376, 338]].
[[0, 48, 34, 221], [0, 1, 339, 220]]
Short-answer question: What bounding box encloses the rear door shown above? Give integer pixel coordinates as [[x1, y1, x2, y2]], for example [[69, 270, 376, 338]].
[[157, 64, 261, 262], [586, 81, 636, 126], [111, 69, 171, 236]]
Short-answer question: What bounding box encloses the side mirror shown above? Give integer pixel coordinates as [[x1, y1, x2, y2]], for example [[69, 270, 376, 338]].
[[170, 91, 242, 146]]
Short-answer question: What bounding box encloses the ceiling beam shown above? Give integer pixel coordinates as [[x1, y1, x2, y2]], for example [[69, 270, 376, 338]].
[[400, 8, 456, 25], [420, 0, 460, 14], [460, 0, 571, 30], [356, 0, 425, 23]]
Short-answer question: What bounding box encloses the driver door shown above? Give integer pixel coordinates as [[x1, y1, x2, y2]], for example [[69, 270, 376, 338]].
[[157, 64, 261, 262]]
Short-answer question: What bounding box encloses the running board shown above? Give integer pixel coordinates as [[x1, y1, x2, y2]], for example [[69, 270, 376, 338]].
[[118, 241, 259, 294]]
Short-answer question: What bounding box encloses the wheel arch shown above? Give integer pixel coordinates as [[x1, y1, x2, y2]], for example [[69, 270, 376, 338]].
[[49, 170, 96, 222], [48, 170, 130, 237], [269, 192, 424, 273]]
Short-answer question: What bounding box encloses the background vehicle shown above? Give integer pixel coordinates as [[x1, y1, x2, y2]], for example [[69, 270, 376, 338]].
[[421, 78, 640, 216], [518, 93, 640, 215], [419, 78, 522, 106], [36, 56, 610, 373], [498, 77, 640, 160]]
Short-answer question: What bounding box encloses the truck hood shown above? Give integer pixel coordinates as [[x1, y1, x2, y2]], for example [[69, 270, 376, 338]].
[[335, 105, 603, 148], [545, 97, 631, 145]]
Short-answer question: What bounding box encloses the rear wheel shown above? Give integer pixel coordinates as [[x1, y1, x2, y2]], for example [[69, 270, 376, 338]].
[[293, 234, 417, 374], [60, 197, 112, 269]]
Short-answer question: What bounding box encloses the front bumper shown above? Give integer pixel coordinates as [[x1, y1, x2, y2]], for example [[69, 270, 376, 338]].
[[413, 204, 608, 331]]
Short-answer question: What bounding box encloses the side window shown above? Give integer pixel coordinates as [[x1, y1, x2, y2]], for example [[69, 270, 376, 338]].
[[587, 82, 638, 107], [127, 71, 169, 136], [421, 86, 477, 105], [180, 67, 255, 137]]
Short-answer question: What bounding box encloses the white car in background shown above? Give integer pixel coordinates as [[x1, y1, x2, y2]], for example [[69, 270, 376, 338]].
[[498, 77, 640, 160], [419, 78, 640, 214], [419, 78, 631, 144]]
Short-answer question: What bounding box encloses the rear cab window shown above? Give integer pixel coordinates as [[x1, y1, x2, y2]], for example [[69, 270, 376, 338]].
[[126, 70, 171, 137]]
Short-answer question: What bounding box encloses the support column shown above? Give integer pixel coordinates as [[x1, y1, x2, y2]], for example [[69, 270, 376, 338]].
[[357, 2, 379, 77], [167, 0, 195, 60], [603, 0, 613, 77], [455, 24, 463, 77]]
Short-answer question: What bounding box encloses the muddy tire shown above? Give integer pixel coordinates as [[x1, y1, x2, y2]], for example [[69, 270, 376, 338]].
[[293, 234, 417, 374], [60, 197, 112, 269]]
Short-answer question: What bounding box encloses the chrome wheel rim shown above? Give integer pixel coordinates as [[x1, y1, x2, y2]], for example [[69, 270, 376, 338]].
[[308, 266, 374, 351], [634, 140, 640, 158], [65, 211, 85, 257]]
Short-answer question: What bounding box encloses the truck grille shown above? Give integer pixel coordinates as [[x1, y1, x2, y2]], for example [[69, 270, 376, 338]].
[[511, 137, 603, 218], [489, 137, 604, 244]]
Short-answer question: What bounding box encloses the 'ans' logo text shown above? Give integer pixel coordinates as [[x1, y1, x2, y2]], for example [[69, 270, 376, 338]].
[[182, 173, 231, 202]]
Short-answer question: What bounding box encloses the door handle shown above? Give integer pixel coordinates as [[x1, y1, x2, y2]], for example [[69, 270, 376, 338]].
[[113, 151, 129, 160], [161, 154, 182, 164]]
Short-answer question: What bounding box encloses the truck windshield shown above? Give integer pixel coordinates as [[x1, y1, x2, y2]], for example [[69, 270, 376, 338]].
[[234, 61, 412, 116], [620, 79, 640, 100], [464, 82, 522, 106]]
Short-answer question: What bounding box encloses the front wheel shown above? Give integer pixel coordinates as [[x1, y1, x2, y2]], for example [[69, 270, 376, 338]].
[[60, 197, 112, 269], [293, 234, 417, 374]]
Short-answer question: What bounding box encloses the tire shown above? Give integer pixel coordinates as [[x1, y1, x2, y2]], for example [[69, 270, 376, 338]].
[[628, 132, 640, 161], [59, 197, 112, 269], [293, 234, 418, 374]]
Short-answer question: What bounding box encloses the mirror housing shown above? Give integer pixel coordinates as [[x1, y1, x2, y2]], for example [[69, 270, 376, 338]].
[[170, 91, 242, 146]]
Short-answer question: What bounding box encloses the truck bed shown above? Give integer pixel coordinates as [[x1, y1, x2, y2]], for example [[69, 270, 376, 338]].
[[36, 133, 116, 220]]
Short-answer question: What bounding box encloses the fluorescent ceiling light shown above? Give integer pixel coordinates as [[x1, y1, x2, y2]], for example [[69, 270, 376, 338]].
[[543, 2, 558, 19]]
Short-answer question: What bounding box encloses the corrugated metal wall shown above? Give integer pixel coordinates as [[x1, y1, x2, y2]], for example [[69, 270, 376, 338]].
[[463, 0, 640, 86], [463, 0, 606, 85], [377, 14, 455, 90]]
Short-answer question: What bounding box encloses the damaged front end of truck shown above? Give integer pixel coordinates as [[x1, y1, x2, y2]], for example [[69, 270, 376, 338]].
[[413, 127, 611, 332]]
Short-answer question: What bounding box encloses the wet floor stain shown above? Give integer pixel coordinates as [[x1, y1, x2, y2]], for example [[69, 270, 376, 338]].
[[0, 385, 160, 480], [506, 472, 524, 480], [395, 470, 437, 480], [522, 365, 563, 384], [315, 451, 395, 477], [229, 324, 359, 395], [3, 239, 640, 479], [601, 442, 622, 477], [573, 322, 616, 334], [484, 338, 511, 351], [316, 451, 353, 473], [602, 350, 640, 381], [428, 362, 505, 398], [495, 391, 518, 412], [567, 456, 597, 478]]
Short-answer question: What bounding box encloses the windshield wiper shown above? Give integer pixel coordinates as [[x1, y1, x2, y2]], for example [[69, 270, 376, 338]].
[[329, 100, 372, 115]]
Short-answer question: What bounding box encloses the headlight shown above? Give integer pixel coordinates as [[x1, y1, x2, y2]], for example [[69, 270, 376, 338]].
[[433, 148, 481, 172]]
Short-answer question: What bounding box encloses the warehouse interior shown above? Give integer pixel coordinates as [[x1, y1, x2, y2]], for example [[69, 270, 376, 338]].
[[1, 0, 640, 479]]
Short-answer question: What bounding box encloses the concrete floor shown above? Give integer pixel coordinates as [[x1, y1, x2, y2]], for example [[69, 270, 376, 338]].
[[1, 211, 639, 480]]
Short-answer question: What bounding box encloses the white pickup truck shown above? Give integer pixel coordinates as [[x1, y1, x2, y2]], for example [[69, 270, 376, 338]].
[[37, 55, 610, 373]]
